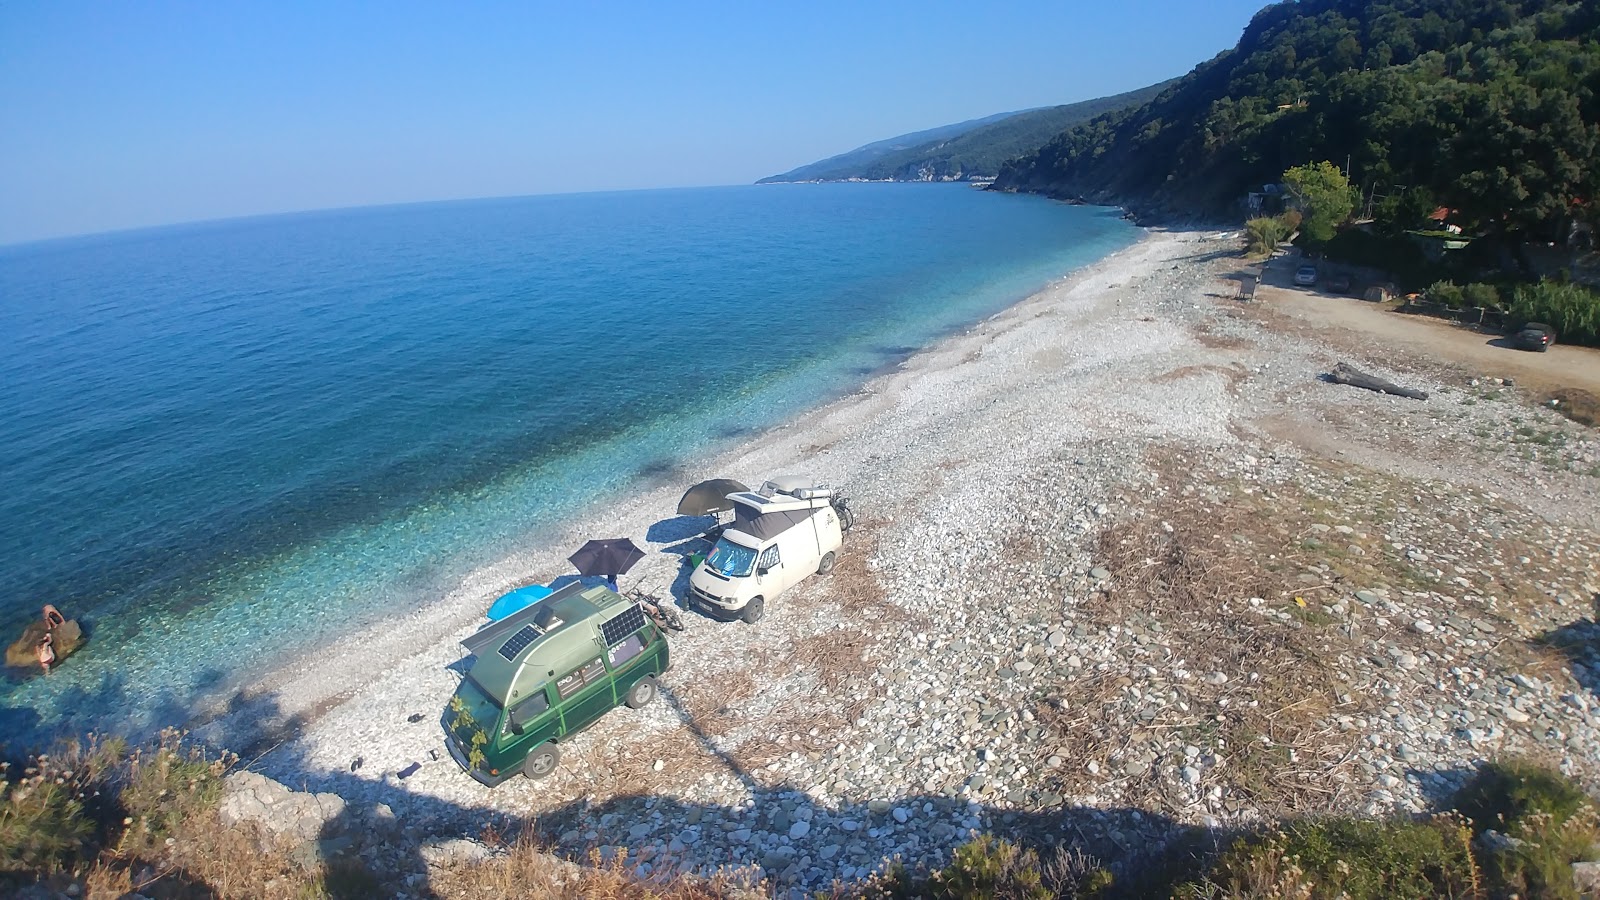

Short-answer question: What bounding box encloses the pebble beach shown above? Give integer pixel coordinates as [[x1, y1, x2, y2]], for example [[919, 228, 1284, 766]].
[[213, 228, 1600, 892]]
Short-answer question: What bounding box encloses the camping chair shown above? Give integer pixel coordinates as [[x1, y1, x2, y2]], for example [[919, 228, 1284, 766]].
[[1236, 274, 1258, 302]]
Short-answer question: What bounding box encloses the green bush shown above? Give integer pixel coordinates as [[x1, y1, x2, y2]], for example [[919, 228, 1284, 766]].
[[0, 765, 94, 873], [914, 836, 1052, 900], [1194, 816, 1480, 900], [1462, 282, 1501, 309], [1482, 807, 1600, 900], [884, 836, 1112, 899], [1246, 217, 1286, 257], [114, 729, 230, 853], [1428, 280, 1466, 308], [1510, 280, 1600, 346], [1455, 759, 1595, 833]]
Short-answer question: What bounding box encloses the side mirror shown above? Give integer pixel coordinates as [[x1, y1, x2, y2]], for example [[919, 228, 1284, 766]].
[[757, 566, 770, 577]]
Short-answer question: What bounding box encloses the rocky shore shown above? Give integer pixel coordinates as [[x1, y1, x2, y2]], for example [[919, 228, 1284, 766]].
[[226, 230, 1598, 894]]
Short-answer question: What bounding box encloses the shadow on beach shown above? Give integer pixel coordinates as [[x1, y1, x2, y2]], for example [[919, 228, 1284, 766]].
[[1, 673, 1220, 898]]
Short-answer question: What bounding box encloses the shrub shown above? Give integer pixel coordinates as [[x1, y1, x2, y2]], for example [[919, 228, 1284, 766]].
[[917, 836, 1052, 900], [1246, 217, 1286, 257], [882, 836, 1112, 899], [1195, 816, 1480, 900], [0, 767, 94, 873], [1455, 759, 1595, 833], [1482, 807, 1600, 900], [1428, 279, 1465, 308], [113, 728, 232, 855], [1279, 208, 1303, 234], [1510, 280, 1600, 346], [1462, 282, 1501, 309]]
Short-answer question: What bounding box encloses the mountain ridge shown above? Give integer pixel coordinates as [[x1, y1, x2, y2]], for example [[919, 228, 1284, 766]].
[[757, 81, 1172, 185]]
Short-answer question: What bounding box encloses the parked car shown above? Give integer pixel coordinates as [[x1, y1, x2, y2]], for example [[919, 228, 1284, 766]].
[[1327, 273, 1352, 293], [1294, 265, 1318, 286], [446, 582, 671, 784], [1512, 323, 1557, 352]]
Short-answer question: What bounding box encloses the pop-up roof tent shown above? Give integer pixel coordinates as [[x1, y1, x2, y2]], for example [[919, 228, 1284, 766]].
[[725, 477, 835, 542]]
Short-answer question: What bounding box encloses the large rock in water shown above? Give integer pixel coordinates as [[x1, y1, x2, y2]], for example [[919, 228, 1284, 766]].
[[5, 618, 83, 668], [219, 770, 347, 844]]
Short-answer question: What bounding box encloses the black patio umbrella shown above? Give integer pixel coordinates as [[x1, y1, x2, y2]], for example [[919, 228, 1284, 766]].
[[676, 478, 749, 517], [568, 538, 647, 581]]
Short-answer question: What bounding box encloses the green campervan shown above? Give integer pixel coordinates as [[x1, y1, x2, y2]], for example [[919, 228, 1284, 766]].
[[445, 582, 670, 785]]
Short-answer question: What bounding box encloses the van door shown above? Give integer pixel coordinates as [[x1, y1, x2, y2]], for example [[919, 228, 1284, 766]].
[[777, 520, 816, 594], [554, 657, 615, 734], [754, 543, 785, 597], [502, 685, 560, 757]]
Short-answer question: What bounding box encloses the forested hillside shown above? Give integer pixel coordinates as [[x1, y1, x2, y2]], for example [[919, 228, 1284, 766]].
[[994, 0, 1600, 238], [758, 82, 1168, 184]]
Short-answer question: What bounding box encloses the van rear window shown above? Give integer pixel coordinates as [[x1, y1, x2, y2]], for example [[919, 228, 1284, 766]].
[[608, 633, 645, 667]]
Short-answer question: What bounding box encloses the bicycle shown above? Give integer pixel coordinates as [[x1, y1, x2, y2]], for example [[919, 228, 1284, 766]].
[[623, 582, 685, 632]]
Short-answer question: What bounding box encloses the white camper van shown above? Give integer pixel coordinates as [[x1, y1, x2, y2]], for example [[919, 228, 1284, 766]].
[[687, 476, 850, 624]]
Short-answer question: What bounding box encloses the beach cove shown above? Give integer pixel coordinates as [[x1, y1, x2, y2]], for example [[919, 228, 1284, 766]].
[[218, 227, 1600, 890]]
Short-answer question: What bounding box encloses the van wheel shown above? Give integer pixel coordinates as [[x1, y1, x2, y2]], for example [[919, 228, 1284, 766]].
[[817, 552, 837, 575], [626, 676, 658, 709], [522, 743, 560, 780], [742, 597, 765, 625]]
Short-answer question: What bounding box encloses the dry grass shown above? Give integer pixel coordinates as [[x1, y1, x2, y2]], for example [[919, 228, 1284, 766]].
[[430, 829, 767, 899], [1026, 440, 1600, 819], [1152, 363, 1253, 394], [1548, 386, 1600, 427], [1077, 465, 1368, 812]]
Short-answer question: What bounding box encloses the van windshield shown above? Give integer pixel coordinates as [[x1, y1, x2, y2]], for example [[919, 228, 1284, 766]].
[[706, 537, 757, 578], [448, 678, 502, 746]]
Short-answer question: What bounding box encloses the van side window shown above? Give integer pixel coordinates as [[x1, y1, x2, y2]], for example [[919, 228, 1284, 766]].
[[759, 545, 780, 570], [508, 689, 550, 732], [607, 633, 646, 668], [556, 658, 604, 700]]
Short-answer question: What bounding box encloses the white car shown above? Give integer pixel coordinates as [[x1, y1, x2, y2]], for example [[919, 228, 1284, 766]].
[[1294, 265, 1318, 286]]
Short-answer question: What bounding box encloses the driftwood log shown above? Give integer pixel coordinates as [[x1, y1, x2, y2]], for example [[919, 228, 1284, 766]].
[[1328, 362, 1429, 400]]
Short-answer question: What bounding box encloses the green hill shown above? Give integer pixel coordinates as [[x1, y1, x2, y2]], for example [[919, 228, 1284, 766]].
[[994, 0, 1600, 238], [757, 82, 1171, 184]]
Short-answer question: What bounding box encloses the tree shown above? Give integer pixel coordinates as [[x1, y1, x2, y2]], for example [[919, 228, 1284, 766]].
[[1283, 161, 1356, 243], [1246, 217, 1286, 256], [1374, 185, 1436, 236]]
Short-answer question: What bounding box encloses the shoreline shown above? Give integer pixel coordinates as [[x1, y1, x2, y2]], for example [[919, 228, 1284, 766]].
[[195, 227, 1162, 751]]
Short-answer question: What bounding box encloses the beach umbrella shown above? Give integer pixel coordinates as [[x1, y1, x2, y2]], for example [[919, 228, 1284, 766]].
[[676, 478, 749, 517], [568, 538, 647, 581]]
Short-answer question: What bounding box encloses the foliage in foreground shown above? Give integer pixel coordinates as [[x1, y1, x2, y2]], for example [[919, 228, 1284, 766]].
[[890, 760, 1598, 900], [1510, 280, 1600, 346], [5, 729, 1596, 900]]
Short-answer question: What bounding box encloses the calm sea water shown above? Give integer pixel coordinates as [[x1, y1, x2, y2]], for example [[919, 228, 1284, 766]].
[[0, 184, 1136, 740]]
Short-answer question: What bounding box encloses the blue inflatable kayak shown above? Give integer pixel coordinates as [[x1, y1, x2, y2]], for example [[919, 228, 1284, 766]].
[[486, 584, 553, 621]]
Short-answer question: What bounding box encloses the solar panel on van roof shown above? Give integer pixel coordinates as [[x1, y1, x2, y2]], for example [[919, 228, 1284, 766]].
[[600, 604, 646, 647], [498, 624, 539, 661]]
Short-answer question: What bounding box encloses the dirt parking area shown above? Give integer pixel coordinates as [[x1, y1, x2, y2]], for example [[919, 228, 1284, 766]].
[[1252, 254, 1600, 399]]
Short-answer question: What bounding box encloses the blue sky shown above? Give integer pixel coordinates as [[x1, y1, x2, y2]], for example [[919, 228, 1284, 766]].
[[0, 0, 1269, 244]]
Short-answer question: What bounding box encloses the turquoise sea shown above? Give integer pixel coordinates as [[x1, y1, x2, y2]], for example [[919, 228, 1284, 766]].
[[0, 184, 1137, 742]]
